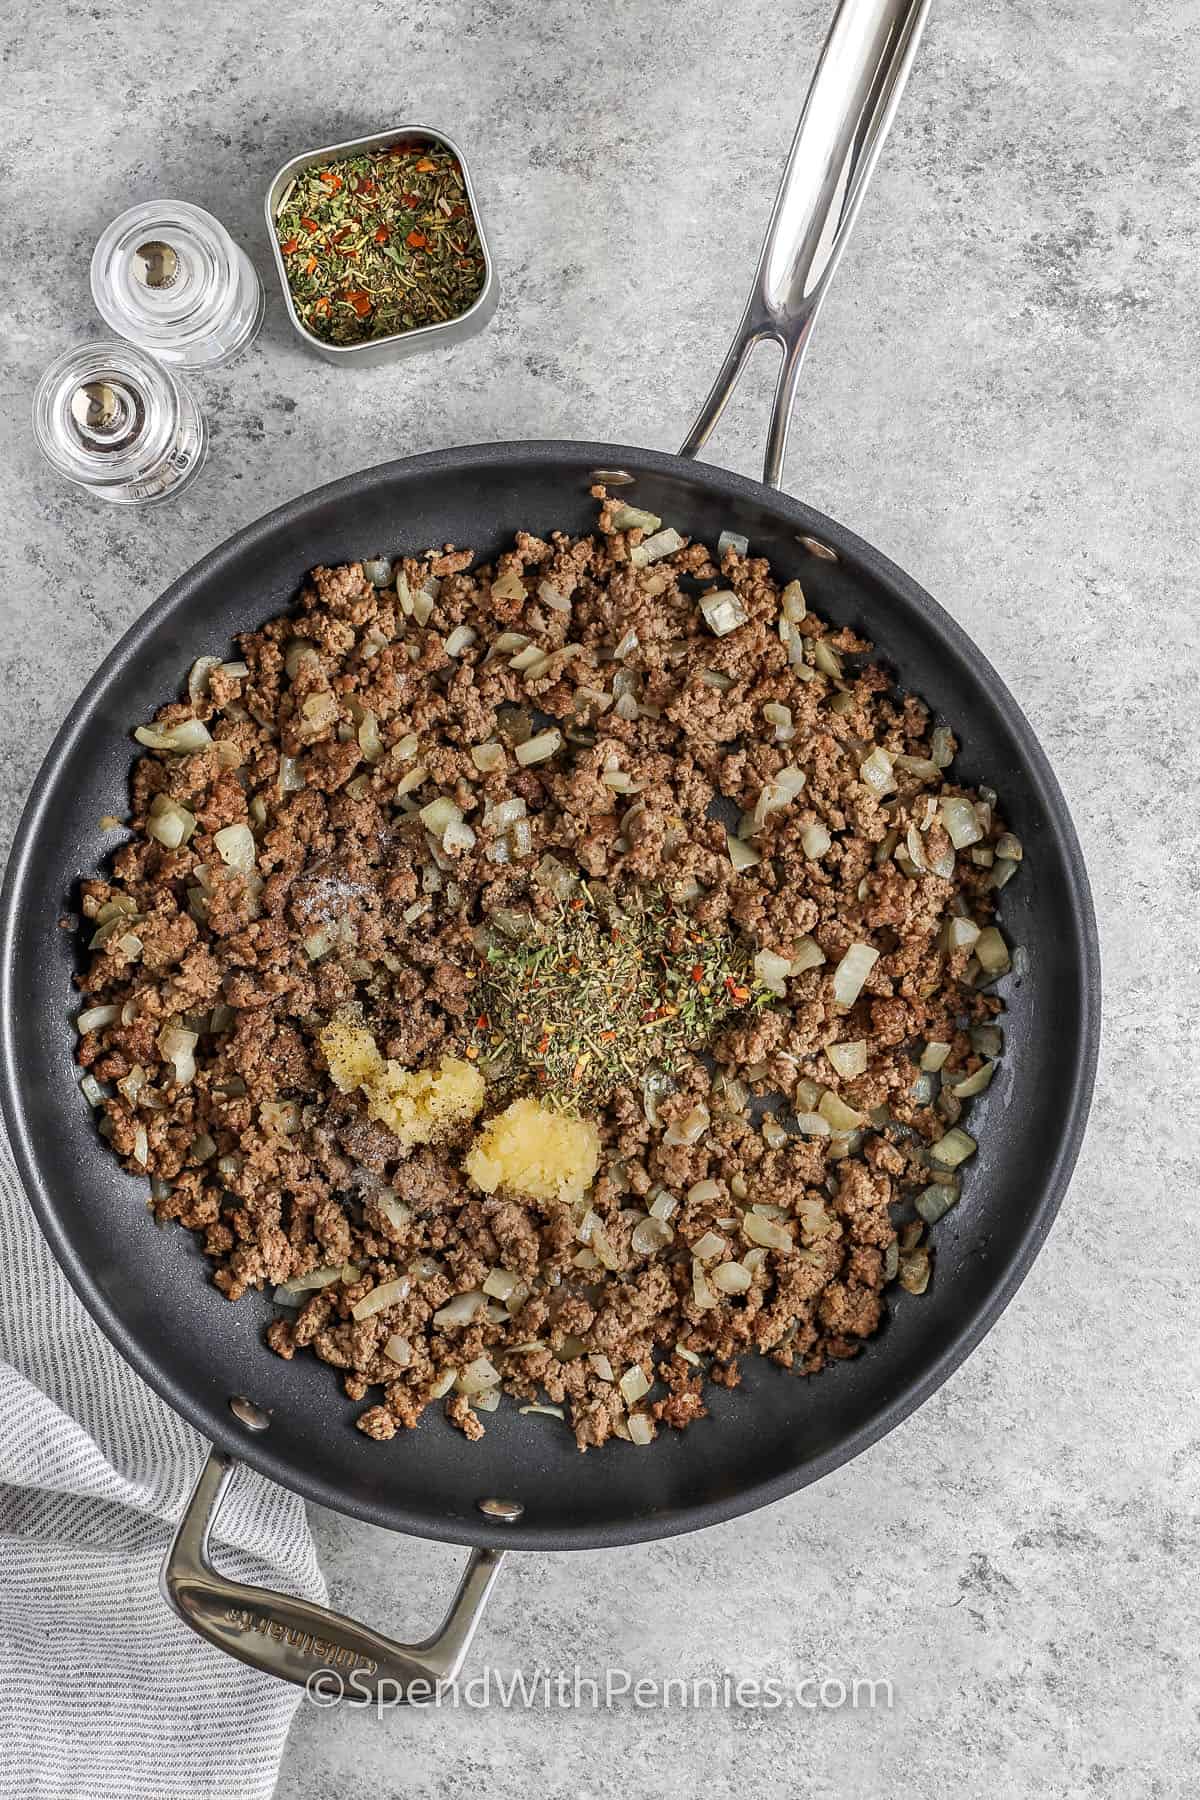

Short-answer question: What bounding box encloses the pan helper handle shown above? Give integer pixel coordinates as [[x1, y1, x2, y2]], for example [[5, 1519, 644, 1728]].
[[162, 1450, 504, 1702], [679, 0, 932, 488]]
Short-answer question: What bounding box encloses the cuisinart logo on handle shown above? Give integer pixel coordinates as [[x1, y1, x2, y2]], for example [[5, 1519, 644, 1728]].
[[224, 1606, 378, 1674]]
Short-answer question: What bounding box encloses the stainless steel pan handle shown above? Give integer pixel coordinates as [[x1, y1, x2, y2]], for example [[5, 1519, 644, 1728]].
[[162, 1451, 504, 1702], [679, 0, 933, 487]]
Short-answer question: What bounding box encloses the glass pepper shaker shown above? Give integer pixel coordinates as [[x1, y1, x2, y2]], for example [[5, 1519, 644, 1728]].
[[32, 341, 207, 505], [90, 200, 264, 368]]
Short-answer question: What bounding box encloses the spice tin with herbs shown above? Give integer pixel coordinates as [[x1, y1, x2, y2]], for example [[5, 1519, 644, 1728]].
[[265, 126, 496, 365]]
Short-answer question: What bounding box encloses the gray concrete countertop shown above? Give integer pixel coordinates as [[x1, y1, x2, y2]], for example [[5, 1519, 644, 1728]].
[[4, 1, 1197, 1794]]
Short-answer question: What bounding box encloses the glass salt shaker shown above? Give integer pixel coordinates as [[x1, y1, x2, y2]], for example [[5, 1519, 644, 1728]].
[[32, 341, 207, 505], [90, 199, 264, 368]]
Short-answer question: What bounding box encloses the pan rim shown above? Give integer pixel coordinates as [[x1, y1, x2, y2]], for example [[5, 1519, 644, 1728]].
[[0, 439, 1101, 1551]]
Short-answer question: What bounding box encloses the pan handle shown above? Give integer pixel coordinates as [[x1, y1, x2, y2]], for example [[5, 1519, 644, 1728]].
[[679, 0, 932, 488], [161, 1450, 504, 1703]]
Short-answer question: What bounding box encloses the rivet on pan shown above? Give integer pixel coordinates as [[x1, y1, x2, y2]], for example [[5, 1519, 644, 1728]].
[[797, 534, 839, 562], [229, 1395, 271, 1432], [477, 1497, 524, 1522], [589, 468, 635, 486]]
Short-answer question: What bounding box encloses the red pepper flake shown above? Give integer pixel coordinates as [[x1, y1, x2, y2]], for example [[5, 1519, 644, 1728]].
[[691, 964, 705, 983], [330, 226, 351, 244], [406, 229, 428, 249], [569, 896, 586, 911], [280, 236, 300, 254], [464, 1044, 478, 1060], [536, 1032, 550, 1056], [400, 192, 421, 209], [354, 177, 376, 194], [318, 171, 343, 192], [475, 1013, 490, 1031], [414, 158, 437, 172], [449, 203, 466, 219], [640, 1007, 659, 1024], [341, 289, 372, 319], [724, 977, 750, 1006], [313, 296, 331, 315], [374, 225, 390, 244], [300, 216, 319, 233], [600, 1030, 616, 1043], [571, 1057, 586, 1085], [303, 256, 317, 274]]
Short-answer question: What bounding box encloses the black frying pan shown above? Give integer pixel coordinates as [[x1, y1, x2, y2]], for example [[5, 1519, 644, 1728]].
[[0, 0, 1099, 1696]]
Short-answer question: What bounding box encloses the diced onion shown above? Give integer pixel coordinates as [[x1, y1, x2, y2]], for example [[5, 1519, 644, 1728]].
[[742, 1212, 793, 1252], [376, 1193, 412, 1235], [134, 718, 212, 754], [920, 1041, 952, 1072], [930, 1126, 977, 1169], [351, 1276, 411, 1321], [686, 1179, 721, 1205], [780, 580, 806, 621], [939, 796, 982, 848], [832, 941, 879, 1007], [763, 700, 794, 743], [945, 916, 981, 952], [712, 1261, 753, 1294], [649, 1189, 679, 1221], [444, 625, 477, 657], [801, 822, 831, 860], [619, 1364, 651, 1404], [79, 1073, 107, 1106], [859, 747, 896, 795], [612, 504, 663, 533], [443, 819, 477, 854], [692, 1260, 718, 1310], [491, 568, 526, 602], [471, 741, 505, 773], [77, 1004, 120, 1034], [826, 1039, 867, 1078], [482, 1267, 520, 1300], [456, 1356, 501, 1394], [718, 529, 749, 557], [630, 527, 684, 567], [790, 936, 826, 975], [995, 832, 1023, 862], [819, 1089, 866, 1132], [396, 764, 428, 797], [951, 1060, 996, 1098], [794, 1111, 831, 1137], [538, 579, 571, 613], [812, 640, 843, 679], [213, 823, 256, 873], [419, 795, 462, 837], [915, 1184, 959, 1225], [515, 728, 562, 766], [699, 589, 749, 637], [631, 1215, 674, 1255], [975, 926, 1010, 975], [272, 1265, 348, 1305], [432, 1290, 486, 1329], [384, 1334, 413, 1366], [627, 1413, 655, 1445], [664, 1103, 709, 1147], [754, 949, 791, 997], [156, 1021, 198, 1086], [752, 764, 805, 829], [691, 1231, 726, 1262], [727, 832, 762, 871], [931, 725, 955, 768]]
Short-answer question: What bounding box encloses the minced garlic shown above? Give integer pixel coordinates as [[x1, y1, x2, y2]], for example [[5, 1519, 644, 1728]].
[[465, 1096, 600, 1206], [318, 1014, 484, 1149]]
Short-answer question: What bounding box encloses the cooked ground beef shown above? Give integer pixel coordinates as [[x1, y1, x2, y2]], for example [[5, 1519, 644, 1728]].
[[73, 494, 1015, 1450]]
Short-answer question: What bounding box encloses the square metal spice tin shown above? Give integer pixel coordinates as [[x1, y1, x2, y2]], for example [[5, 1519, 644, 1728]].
[[264, 125, 498, 367]]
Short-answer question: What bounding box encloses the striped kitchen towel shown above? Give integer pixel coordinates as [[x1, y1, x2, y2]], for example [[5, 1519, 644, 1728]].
[[0, 1129, 326, 1800]]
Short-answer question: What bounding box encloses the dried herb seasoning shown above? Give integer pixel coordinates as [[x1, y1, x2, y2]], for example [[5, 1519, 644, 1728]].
[[473, 885, 769, 1108], [274, 143, 486, 345]]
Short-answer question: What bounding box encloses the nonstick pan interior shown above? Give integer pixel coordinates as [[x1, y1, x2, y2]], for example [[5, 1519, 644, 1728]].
[[0, 442, 1100, 1551]]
